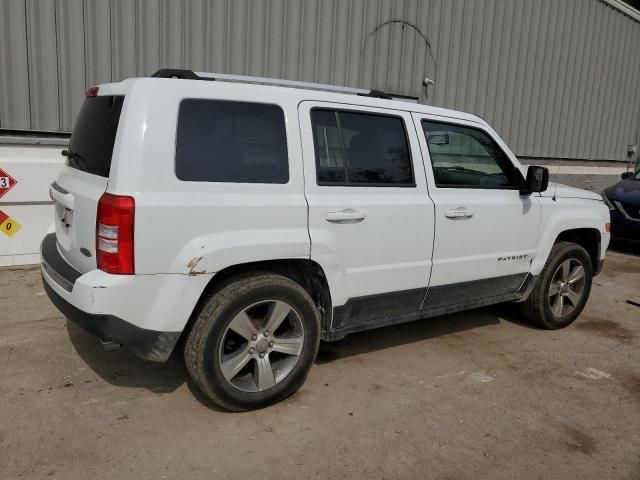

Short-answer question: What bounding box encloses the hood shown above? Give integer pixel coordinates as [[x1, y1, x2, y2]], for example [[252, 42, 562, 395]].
[[540, 183, 603, 201], [603, 177, 640, 204]]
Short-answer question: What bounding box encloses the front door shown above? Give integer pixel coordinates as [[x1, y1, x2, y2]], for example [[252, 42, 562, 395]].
[[299, 102, 435, 328], [412, 114, 541, 309]]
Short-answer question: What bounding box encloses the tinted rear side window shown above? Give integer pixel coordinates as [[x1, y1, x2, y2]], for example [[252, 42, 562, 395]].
[[176, 99, 289, 183], [67, 96, 124, 177]]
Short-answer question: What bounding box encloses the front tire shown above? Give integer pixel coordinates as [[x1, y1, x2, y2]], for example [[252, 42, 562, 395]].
[[520, 242, 593, 329], [184, 273, 320, 411]]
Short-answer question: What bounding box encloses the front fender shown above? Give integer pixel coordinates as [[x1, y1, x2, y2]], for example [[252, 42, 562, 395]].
[[531, 198, 610, 275]]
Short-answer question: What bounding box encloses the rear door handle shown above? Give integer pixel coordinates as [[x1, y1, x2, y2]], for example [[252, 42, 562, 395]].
[[445, 207, 474, 219], [324, 209, 366, 223]]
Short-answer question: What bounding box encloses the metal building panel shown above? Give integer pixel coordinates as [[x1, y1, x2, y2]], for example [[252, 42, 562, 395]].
[[472, 0, 496, 118], [111, 0, 136, 82], [314, 0, 334, 85], [3, 0, 640, 161], [161, 0, 184, 70], [26, 0, 59, 131], [507, 0, 534, 155], [601, 10, 628, 159], [579, 4, 609, 159], [555, 0, 587, 159], [0, 0, 31, 129], [137, 0, 161, 76], [246, 0, 266, 76], [540, 0, 569, 158], [345, 0, 365, 88], [227, 0, 247, 74], [330, 0, 349, 86], [183, 0, 207, 71], [264, 0, 285, 78], [617, 25, 640, 158], [609, 11, 638, 160], [84, 0, 112, 89], [56, 0, 85, 132], [282, 0, 302, 81], [587, 6, 614, 159], [298, 1, 318, 82], [569, 0, 599, 158], [372, 1, 393, 92], [207, 0, 227, 72], [359, 0, 378, 90]]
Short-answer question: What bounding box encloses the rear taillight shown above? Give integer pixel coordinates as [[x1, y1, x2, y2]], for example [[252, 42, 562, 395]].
[[96, 193, 135, 274]]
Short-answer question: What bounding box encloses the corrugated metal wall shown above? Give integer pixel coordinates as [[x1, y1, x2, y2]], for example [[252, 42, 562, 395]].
[[1, 0, 639, 161]]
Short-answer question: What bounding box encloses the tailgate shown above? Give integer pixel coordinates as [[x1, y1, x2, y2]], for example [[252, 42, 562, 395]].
[[51, 94, 124, 273]]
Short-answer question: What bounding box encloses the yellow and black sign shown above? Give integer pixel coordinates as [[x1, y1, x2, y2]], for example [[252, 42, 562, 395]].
[[0, 210, 21, 237]]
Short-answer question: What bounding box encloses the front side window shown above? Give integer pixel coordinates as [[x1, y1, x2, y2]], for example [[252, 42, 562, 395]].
[[422, 121, 517, 189], [176, 99, 288, 183], [311, 109, 414, 186]]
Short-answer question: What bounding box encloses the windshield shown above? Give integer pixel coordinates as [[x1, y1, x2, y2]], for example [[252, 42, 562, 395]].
[[67, 96, 124, 177]]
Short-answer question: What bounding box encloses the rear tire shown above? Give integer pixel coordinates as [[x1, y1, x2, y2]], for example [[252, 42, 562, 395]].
[[184, 273, 320, 411], [520, 242, 593, 329]]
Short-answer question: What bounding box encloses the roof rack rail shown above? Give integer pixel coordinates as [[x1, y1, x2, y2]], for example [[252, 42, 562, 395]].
[[151, 69, 393, 99]]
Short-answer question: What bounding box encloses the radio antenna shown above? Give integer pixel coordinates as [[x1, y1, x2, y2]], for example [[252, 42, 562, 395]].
[[552, 163, 559, 202]]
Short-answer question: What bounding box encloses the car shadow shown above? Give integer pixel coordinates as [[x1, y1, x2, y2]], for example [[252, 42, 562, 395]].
[[66, 322, 186, 394], [609, 240, 640, 257], [66, 304, 533, 410], [316, 304, 533, 364]]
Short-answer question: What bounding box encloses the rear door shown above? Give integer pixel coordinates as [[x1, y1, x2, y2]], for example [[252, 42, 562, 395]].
[[299, 102, 435, 328], [412, 113, 541, 308], [51, 95, 124, 273]]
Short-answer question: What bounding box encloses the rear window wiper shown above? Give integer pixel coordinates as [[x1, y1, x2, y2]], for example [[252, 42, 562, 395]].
[[61, 149, 87, 167]]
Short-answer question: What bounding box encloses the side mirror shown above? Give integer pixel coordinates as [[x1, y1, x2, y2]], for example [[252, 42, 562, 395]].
[[427, 132, 450, 146], [621, 171, 633, 179], [520, 165, 549, 195]]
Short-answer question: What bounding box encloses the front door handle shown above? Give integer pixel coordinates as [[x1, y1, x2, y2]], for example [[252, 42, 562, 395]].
[[445, 207, 474, 219], [325, 209, 366, 223]]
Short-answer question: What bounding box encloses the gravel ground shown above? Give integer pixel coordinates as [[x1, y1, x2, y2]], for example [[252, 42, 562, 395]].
[[1, 247, 639, 479]]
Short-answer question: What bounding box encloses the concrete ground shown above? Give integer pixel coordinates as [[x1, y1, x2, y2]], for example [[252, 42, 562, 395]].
[[1, 247, 639, 480]]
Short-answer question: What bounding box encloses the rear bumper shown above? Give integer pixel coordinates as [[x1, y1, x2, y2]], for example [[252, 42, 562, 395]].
[[42, 276, 180, 361], [40, 233, 212, 362]]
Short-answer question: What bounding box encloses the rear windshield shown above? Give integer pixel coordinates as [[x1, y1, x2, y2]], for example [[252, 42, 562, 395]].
[[67, 96, 124, 177]]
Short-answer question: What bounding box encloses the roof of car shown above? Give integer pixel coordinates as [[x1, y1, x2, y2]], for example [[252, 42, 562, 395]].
[[101, 69, 488, 128]]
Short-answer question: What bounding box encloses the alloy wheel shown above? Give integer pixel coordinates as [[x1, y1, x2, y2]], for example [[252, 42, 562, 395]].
[[218, 300, 304, 392], [548, 258, 586, 319]]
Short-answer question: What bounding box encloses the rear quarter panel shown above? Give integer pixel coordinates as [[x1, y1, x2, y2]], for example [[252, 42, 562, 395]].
[[107, 79, 310, 276]]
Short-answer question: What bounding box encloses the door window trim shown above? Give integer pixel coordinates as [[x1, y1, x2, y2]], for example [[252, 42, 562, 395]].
[[421, 119, 522, 191], [311, 107, 416, 188]]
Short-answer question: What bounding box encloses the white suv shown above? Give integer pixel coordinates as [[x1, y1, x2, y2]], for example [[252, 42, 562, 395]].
[[42, 70, 610, 410]]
